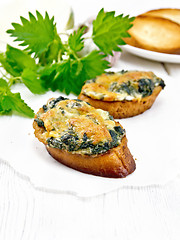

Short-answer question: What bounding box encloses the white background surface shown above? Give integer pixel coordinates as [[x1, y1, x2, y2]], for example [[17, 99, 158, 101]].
[[0, 0, 180, 239]]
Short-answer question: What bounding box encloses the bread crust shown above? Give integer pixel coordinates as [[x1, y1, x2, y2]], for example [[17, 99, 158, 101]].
[[33, 120, 136, 178], [78, 86, 162, 119], [46, 133, 135, 178], [142, 8, 180, 25], [124, 15, 180, 54]]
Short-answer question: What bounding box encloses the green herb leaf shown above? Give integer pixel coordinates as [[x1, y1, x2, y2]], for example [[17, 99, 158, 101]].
[[80, 50, 109, 79], [0, 53, 20, 77], [40, 50, 109, 95], [68, 50, 109, 94], [68, 26, 86, 52], [92, 8, 134, 55], [39, 39, 64, 65], [0, 78, 34, 117], [41, 60, 73, 94], [0, 79, 10, 114], [65, 9, 74, 30], [0, 78, 8, 91], [1, 92, 34, 118], [7, 11, 62, 59], [0, 94, 11, 114], [21, 68, 46, 94], [0, 45, 37, 77], [38, 63, 57, 89], [0, 8, 134, 118], [6, 45, 37, 76], [54, 59, 83, 95]]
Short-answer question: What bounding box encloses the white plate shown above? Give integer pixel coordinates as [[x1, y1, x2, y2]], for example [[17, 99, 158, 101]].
[[121, 45, 180, 63], [0, 74, 180, 197]]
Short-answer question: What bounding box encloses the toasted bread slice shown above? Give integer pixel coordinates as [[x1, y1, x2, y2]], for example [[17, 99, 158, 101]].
[[33, 97, 136, 178], [126, 15, 180, 54], [78, 71, 165, 119], [78, 86, 162, 119], [45, 134, 135, 178], [142, 8, 180, 25]]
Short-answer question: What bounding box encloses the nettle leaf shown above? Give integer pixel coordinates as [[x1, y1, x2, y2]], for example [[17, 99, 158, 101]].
[[68, 50, 109, 94], [80, 50, 109, 80], [39, 38, 64, 65], [65, 9, 74, 30], [0, 78, 34, 116], [92, 8, 134, 55], [7, 11, 62, 59], [68, 26, 86, 52], [21, 68, 46, 94], [40, 50, 109, 95], [46, 60, 73, 94], [38, 63, 58, 89], [0, 78, 8, 91], [40, 60, 82, 95], [0, 9, 135, 118], [54, 60, 83, 95], [0, 93, 11, 114], [5, 45, 37, 76], [0, 94, 4, 113], [0, 53, 20, 77], [0, 80, 11, 114], [1, 92, 34, 118]]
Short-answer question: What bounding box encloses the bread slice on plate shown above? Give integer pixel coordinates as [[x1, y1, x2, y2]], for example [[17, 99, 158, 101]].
[[142, 8, 180, 25], [33, 97, 136, 178], [124, 15, 180, 54], [78, 71, 165, 119]]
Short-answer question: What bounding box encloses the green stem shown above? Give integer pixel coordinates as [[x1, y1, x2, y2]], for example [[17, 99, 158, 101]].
[[8, 76, 21, 88], [60, 43, 81, 62], [68, 46, 80, 61]]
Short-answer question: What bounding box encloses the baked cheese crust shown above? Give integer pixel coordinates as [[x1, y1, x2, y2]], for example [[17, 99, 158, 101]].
[[81, 70, 165, 102], [78, 71, 165, 118], [34, 97, 126, 155]]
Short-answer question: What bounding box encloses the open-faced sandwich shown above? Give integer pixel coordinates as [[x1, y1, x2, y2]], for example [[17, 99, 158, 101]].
[[33, 97, 136, 178], [78, 70, 165, 118]]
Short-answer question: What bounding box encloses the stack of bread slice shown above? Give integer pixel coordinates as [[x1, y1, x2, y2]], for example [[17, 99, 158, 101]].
[[124, 8, 180, 54]]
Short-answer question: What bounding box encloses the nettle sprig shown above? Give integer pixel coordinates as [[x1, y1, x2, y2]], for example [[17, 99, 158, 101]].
[[0, 8, 134, 117]]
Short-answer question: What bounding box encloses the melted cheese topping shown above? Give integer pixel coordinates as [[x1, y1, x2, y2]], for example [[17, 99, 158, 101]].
[[41, 100, 113, 141], [35, 98, 125, 155], [81, 71, 160, 101]]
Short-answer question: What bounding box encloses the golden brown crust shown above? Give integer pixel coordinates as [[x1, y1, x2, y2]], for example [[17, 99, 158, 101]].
[[33, 120, 136, 178], [142, 8, 180, 25], [78, 86, 162, 119], [124, 15, 180, 54], [33, 108, 47, 145], [46, 134, 135, 178]]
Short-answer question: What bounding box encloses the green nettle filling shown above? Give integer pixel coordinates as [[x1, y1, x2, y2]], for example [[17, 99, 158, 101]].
[[109, 77, 165, 98], [35, 97, 125, 155], [85, 71, 165, 100], [46, 126, 124, 155]]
